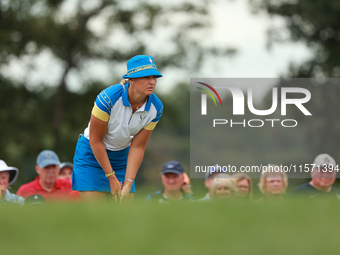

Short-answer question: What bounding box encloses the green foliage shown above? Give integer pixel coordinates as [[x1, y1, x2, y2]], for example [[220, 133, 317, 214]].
[[0, 76, 105, 187], [250, 0, 340, 77]]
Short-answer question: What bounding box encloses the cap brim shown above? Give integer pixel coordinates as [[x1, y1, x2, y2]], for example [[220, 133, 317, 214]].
[[27, 202, 46, 206], [162, 170, 183, 175], [25, 195, 46, 206], [39, 161, 61, 168], [0, 167, 18, 185], [9, 169, 18, 185], [122, 69, 163, 79], [60, 162, 73, 170]]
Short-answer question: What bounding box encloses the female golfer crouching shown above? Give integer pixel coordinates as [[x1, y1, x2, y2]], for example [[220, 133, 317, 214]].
[[72, 55, 163, 202]]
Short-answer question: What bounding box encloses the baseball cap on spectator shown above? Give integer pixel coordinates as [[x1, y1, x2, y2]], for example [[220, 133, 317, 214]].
[[0, 160, 19, 185], [36, 150, 61, 168], [161, 161, 184, 175], [205, 164, 224, 180], [25, 194, 46, 206], [313, 154, 336, 167], [60, 162, 73, 171]]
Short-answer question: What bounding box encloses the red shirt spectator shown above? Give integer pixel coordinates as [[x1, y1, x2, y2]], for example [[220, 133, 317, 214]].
[[17, 176, 81, 202], [16, 150, 81, 203]]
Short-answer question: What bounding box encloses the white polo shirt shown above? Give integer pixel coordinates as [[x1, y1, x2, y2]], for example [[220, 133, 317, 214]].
[[84, 83, 163, 151]]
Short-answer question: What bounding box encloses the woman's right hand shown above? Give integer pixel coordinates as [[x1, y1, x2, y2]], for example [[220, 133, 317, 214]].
[[108, 176, 122, 201]]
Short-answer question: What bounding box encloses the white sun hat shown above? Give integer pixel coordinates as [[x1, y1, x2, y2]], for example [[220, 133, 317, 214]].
[[0, 160, 19, 185]]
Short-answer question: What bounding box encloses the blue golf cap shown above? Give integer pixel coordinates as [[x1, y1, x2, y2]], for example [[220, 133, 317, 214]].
[[36, 150, 61, 168], [162, 161, 184, 175], [122, 55, 162, 79]]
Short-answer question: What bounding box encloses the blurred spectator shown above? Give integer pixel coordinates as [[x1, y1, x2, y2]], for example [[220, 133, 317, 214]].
[[205, 174, 236, 202], [59, 162, 73, 180], [181, 172, 193, 195], [16, 150, 81, 203], [257, 165, 288, 202], [198, 165, 223, 202], [146, 161, 195, 203], [0, 160, 25, 205], [233, 173, 253, 201], [290, 154, 340, 199]]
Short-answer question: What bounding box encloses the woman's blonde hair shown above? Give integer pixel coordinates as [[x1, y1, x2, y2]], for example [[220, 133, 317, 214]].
[[258, 164, 288, 195], [232, 172, 253, 200], [210, 174, 236, 200], [120, 79, 129, 86]]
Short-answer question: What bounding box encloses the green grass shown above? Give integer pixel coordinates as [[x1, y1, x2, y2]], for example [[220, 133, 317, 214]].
[[1, 199, 339, 255]]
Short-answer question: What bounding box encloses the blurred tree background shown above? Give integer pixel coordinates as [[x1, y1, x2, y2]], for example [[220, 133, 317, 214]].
[[1, 0, 340, 195], [250, 0, 340, 188], [250, 0, 340, 79], [250, 0, 340, 156], [0, 0, 236, 191]]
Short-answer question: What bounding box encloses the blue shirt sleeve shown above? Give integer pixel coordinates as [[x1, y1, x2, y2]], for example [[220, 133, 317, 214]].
[[150, 94, 163, 123], [152, 106, 163, 123], [95, 90, 114, 115]]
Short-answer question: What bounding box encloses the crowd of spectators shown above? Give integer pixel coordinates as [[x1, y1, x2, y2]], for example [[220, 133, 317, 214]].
[[146, 154, 340, 203], [1, 150, 80, 206], [1, 152, 339, 205]]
